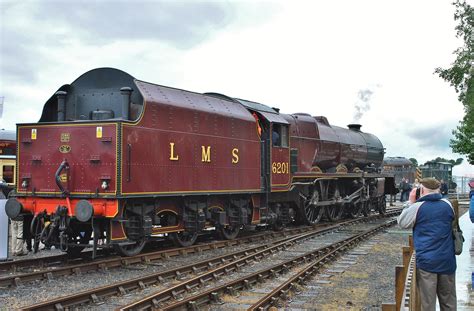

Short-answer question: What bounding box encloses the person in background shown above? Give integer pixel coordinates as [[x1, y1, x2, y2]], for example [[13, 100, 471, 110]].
[[398, 178, 456, 311], [399, 178, 411, 202], [11, 214, 27, 256], [1, 179, 27, 256], [440, 179, 449, 198], [23, 215, 33, 252], [469, 180, 474, 223]]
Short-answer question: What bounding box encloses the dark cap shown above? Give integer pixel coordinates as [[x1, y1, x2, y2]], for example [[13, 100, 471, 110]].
[[420, 177, 441, 190]]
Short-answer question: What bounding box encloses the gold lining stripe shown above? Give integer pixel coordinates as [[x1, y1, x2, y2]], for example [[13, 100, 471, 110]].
[[122, 188, 261, 195]]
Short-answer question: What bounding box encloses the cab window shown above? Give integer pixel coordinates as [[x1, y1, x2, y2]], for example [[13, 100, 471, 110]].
[[272, 124, 289, 148], [2, 165, 14, 183]]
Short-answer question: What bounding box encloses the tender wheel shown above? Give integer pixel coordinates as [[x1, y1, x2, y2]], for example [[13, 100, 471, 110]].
[[66, 229, 92, 257], [218, 225, 240, 240], [301, 189, 324, 225], [30, 214, 46, 253], [114, 209, 148, 256], [170, 231, 198, 247], [114, 238, 147, 257]]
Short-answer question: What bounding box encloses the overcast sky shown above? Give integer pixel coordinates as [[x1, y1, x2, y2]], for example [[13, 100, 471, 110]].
[[1, 0, 473, 176]]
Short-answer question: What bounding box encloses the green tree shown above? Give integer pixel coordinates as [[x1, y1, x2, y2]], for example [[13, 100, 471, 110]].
[[409, 158, 418, 167], [435, 0, 474, 164], [424, 157, 464, 166]]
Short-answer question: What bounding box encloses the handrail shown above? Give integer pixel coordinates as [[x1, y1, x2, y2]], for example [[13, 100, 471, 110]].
[[55, 159, 70, 195]]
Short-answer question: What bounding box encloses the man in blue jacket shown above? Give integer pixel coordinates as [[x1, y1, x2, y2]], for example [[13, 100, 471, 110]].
[[398, 177, 456, 311]]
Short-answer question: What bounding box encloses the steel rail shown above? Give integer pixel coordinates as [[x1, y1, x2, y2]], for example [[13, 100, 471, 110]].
[[1, 211, 398, 287], [117, 214, 399, 311], [19, 220, 353, 310], [0, 206, 401, 275], [0, 221, 330, 278], [158, 219, 396, 311], [21, 223, 342, 311], [249, 219, 396, 310], [21, 239, 292, 311], [0, 225, 315, 287], [20, 212, 400, 310]]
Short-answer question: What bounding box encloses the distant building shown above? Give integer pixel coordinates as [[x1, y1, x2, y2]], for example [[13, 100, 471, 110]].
[[382, 157, 415, 184], [419, 161, 454, 187]]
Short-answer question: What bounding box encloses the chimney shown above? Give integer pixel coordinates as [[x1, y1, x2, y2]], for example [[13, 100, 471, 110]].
[[347, 124, 362, 131], [55, 91, 67, 121]]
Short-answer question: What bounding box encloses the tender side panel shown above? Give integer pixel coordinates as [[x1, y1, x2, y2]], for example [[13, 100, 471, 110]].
[[17, 124, 118, 195], [121, 81, 261, 195]]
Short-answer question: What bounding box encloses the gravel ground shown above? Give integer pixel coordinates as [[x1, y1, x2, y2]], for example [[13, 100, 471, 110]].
[[281, 226, 410, 310], [1, 219, 389, 309], [202, 219, 396, 311], [0, 239, 271, 309]]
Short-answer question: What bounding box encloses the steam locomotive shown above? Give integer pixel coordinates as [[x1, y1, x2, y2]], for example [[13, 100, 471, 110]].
[[5, 68, 395, 257]]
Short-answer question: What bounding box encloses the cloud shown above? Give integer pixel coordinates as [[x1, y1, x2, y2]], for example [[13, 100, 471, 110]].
[[1, 1, 235, 85], [405, 124, 454, 151], [30, 1, 234, 48]]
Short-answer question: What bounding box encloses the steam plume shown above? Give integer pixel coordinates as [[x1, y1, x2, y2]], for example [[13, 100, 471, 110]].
[[353, 86, 379, 122]]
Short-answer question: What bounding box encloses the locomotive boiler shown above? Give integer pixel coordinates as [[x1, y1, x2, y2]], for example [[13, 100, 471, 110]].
[[5, 68, 394, 257]]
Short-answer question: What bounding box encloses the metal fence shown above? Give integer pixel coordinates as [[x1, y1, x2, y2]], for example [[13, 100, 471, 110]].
[[452, 175, 473, 196]]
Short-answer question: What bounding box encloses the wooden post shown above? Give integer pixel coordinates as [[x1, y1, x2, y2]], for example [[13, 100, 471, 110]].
[[381, 304, 396, 311], [409, 261, 421, 311], [402, 247, 411, 278], [395, 265, 405, 310]]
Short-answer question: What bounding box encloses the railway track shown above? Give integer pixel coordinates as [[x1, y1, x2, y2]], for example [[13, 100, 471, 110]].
[[119, 219, 395, 311], [0, 208, 400, 287], [0, 224, 329, 278], [21, 209, 401, 310], [0, 206, 402, 277], [0, 222, 341, 287]]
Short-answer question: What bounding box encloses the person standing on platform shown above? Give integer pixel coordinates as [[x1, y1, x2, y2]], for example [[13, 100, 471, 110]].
[[397, 177, 456, 311], [23, 216, 33, 252], [399, 178, 411, 202], [11, 214, 27, 256], [440, 179, 449, 198]]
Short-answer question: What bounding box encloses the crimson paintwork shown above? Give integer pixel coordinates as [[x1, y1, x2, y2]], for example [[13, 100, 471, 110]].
[[17, 124, 118, 195], [120, 80, 261, 195]]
